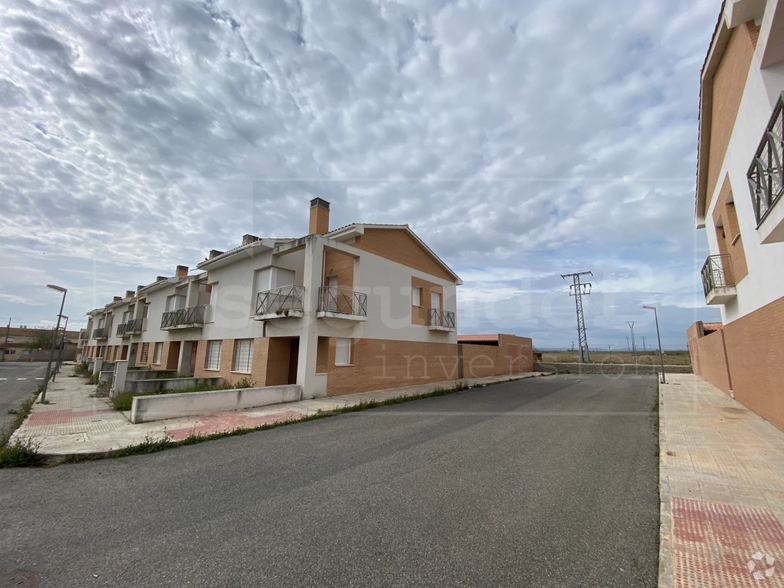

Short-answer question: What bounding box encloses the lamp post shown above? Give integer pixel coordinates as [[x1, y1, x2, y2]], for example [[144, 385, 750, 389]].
[[40, 285, 67, 403], [643, 305, 666, 384], [54, 315, 69, 377]]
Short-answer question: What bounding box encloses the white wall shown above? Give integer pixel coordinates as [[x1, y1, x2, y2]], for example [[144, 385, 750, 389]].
[[704, 0, 784, 324]]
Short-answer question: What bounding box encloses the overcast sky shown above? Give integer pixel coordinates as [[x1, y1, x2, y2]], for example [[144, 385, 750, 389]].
[[0, 0, 721, 348]]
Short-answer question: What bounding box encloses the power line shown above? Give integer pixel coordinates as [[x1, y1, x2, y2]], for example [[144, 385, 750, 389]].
[[562, 271, 593, 363]]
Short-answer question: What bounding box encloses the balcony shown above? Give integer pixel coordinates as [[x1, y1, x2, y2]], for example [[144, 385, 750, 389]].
[[429, 309, 456, 331], [748, 93, 784, 243], [701, 254, 737, 305], [254, 285, 305, 320], [317, 287, 367, 321], [116, 322, 131, 338], [161, 305, 208, 330], [93, 327, 109, 340], [126, 318, 145, 334], [78, 329, 89, 341]]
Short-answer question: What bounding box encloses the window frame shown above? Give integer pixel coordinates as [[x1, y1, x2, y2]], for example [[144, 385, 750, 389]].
[[412, 286, 423, 307], [152, 342, 163, 365], [205, 340, 222, 371], [232, 339, 254, 373], [335, 338, 353, 366]]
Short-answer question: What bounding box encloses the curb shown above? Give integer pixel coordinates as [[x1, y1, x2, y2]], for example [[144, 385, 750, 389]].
[[658, 381, 675, 588]]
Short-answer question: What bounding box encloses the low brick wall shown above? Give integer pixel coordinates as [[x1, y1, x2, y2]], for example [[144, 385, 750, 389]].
[[130, 384, 302, 423], [534, 362, 692, 376], [125, 377, 224, 395]]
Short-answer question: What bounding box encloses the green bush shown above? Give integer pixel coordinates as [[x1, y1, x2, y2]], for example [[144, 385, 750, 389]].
[[0, 439, 42, 468], [112, 392, 134, 411]]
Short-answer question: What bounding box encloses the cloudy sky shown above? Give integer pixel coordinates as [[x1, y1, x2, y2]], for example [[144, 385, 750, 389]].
[[0, 0, 721, 349]]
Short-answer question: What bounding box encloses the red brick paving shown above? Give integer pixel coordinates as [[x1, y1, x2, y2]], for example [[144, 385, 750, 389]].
[[26, 408, 115, 427], [166, 411, 304, 441], [673, 497, 784, 587]]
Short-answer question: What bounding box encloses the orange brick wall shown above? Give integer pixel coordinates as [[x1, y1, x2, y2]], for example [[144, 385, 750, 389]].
[[712, 178, 748, 283], [323, 249, 355, 290], [696, 329, 732, 394], [706, 22, 756, 209], [411, 276, 443, 326], [687, 322, 703, 376], [460, 335, 533, 378], [351, 228, 454, 282], [724, 297, 784, 431]]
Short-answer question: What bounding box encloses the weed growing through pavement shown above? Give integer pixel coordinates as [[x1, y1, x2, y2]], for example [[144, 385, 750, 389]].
[[0, 384, 44, 468]]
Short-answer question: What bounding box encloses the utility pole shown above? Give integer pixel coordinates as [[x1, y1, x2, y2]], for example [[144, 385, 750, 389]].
[[626, 336, 630, 352], [626, 321, 637, 363], [642, 336, 646, 352], [561, 271, 593, 363], [571, 341, 575, 362]]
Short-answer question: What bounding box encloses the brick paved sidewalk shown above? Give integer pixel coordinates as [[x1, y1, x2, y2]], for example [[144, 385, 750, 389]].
[[10, 365, 548, 457], [659, 374, 784, 587]]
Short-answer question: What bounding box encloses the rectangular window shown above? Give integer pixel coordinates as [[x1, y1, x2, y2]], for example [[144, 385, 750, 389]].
[[412, 287, 422, 307], [165, 295, 186, 312], [430, 291, 442, 310], [335, 338, 352, 366], [205, 340, 222, 370], [153, 342, 163, 365], [232, 339, 253, 373], [140, 342, 150, 363]]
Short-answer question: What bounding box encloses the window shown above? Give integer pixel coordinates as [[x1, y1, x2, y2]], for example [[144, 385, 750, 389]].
[[412, 287, 422, 307], [165, 295, 186, 312], [430, 291, 442, 310], [205, 340, 222, 370], [140, 342, 150, 363], [153, 342, 163, 365], [233, 339, 253, 372], [335, 338, 352, 366]]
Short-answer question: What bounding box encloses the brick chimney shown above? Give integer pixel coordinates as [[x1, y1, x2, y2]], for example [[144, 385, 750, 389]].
[[242, 234, 260, 246], [137, 285, 145, 293], [156, 276, 167, 282], [209, 249, 224, 259], [125, 290, 135, 299], [113, 296, 122, 302], [309, 198, 330, 235], [175, 265, 188, 278]]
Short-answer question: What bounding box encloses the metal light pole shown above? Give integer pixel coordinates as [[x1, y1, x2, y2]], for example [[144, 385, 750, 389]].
[[54, 315, 69, 377], [40, 285, 67, 403], [643, 305, 666, 384]]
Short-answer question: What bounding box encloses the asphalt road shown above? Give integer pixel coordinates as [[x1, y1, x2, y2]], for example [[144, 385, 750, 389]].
[[0, 362, 46, 432], [0, 375, 659, 588]]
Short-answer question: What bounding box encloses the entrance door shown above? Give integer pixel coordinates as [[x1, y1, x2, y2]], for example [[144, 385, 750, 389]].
[[327, 275, 338, 312], [129, 343, 138, 367], [288, 338, 299, 385]]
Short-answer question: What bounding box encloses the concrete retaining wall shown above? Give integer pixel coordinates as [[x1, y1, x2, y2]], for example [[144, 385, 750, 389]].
[[533, 362, 693, 376], [130, 384, 302, 423], [125, 370, 177, 382], [125, 377, 224, 395]]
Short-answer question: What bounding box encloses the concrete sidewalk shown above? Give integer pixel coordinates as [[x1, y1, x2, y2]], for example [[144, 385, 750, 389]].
[[659, 374, 784, 587], [10, 366, 549, 457]]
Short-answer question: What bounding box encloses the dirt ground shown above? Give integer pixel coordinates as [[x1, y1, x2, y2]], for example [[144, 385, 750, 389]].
[[540, 350, 691, 366]]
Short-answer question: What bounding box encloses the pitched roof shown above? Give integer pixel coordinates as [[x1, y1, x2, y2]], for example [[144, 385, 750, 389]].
[[703, 322, 723, 332]]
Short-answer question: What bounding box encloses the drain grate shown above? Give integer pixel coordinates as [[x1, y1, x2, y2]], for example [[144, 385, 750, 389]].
[[0, 570, 41, 588]]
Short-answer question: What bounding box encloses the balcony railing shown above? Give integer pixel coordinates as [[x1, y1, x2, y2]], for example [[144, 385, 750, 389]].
[[317, 287, 367, 318], [255, 285, 305, 318], [93, 327, 109, 340], [126, 318, 145, 334], [79, 329, 89, 340], [161, 305, 207, 330], [116, 322, 130, 337], [701, 254, 736, 305], [429, 309, 456, 330], [748, 93, 784, 226]]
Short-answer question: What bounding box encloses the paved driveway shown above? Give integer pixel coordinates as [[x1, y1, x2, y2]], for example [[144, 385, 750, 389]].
[[0, 375, 659, 587], [0, 362, 46, 431]]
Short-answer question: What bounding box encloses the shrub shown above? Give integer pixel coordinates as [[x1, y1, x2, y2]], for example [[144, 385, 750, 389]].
[[112, 392, 134, 412], [0, 439, 42, 468]]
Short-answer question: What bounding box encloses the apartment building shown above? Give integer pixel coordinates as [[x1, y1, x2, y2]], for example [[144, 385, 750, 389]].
[[687, 0, 784, 430], [82, 199, 533, 399]]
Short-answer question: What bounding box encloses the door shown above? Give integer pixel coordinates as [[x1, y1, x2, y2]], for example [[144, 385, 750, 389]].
[[129, 343, 138, 367], [327, 275, 338, 312], [288, 338, 299, 385], [431, 291, 442, 325]]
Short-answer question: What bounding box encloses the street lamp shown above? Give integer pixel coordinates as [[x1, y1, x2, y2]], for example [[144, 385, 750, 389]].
[[642, 305, 666, 384], [40, 284, 67, 403], [54, 315, 69, 377]]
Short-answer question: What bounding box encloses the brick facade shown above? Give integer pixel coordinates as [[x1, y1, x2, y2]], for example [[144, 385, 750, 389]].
[[351, 228, 455, 282]]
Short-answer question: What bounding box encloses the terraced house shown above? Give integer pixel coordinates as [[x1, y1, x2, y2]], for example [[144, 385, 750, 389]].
[[688, 0, 784, 430], [82, 199, 533, 399]]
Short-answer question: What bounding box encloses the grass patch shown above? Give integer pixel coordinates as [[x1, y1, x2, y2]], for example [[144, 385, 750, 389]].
[[540, 350, 691, 366], [0, 384, 44, 468]]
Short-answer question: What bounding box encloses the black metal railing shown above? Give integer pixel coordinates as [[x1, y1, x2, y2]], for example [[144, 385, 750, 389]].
[[116, 322, 130, 337], [317, 287, 367, 317], [126, 318, 145, 334], [93, 327, 108, 339], [701, 254, 735, 297], [79, 329, 89, 340], [748, 93, 784, 226], [160, 305, 207, 330], [255, 285, 305, 316], [429, 309, 456, 329]]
